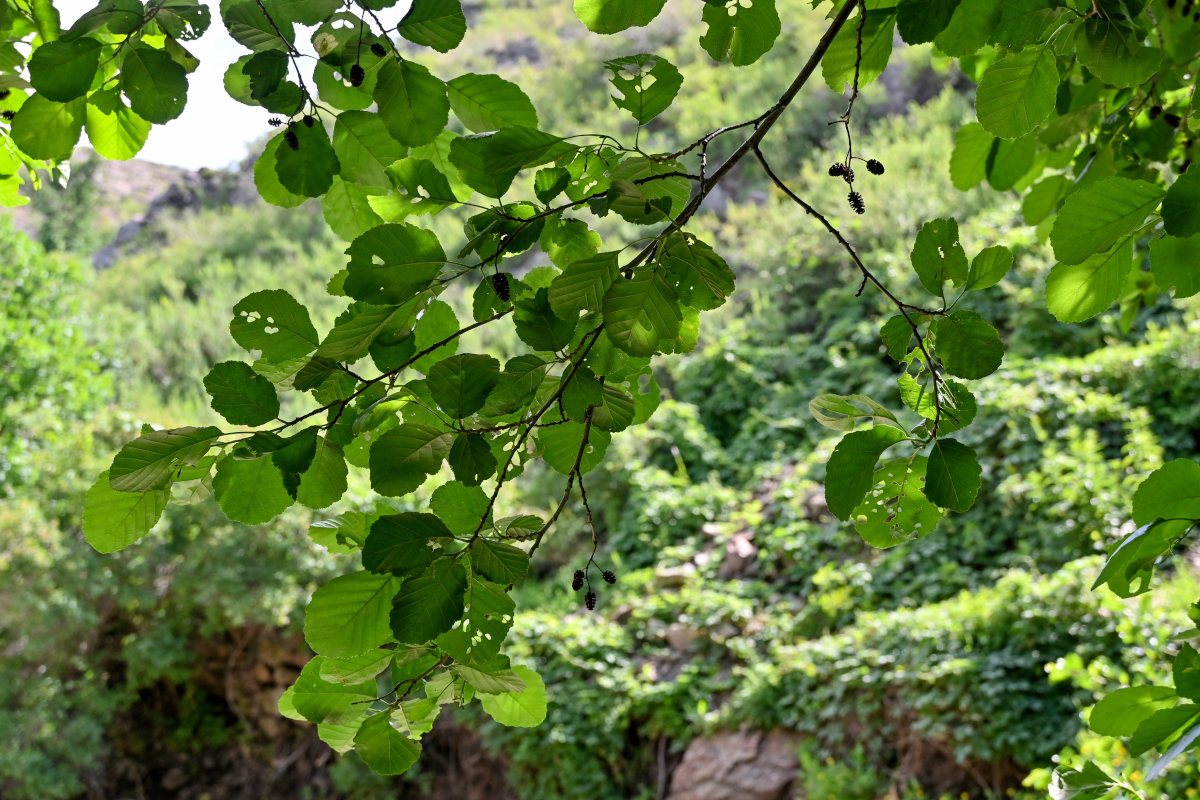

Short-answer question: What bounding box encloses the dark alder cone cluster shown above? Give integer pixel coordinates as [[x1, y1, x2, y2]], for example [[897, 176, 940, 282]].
[[302, 114, 315, 127], [0, 89, 9, 100], [349, 64, 366, 87], [370, 42, 387, 57], [0, 110, 13, 121], [284, 126, 299, 150], [830, 157, 884, 213], [572, 567, 615, 610], [492, 272, 511, 301], [268, 117, 283, 127]]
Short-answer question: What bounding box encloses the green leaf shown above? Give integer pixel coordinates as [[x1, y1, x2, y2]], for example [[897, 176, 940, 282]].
[[1146, 718, 1200, 781], [986, 136, 1037, 191], [1050, 177, 1162, 265], [204, 361, 280, 426], [428, 354, 500, 418], [109, 426, 223, 492], [604, 54, 682, 124], [374, 59, 449, 148], [470, 539, 529, 583], [83, 471, 169, 553], [514, 288, 576, 352], [344, 223, 446, 305], [333, 110, 407, 193], [964, 245, 1013, 291], [1129, 705, 1200, 757], [1022, 175, 1070, 225], [932, 0, 1001, 57], [1077, 18, 1162, 88], [924, 438, 981, 512], [276, 120, 341, 197], [446, 72, 537, 134], [1151, 235, 1200, 298], [995, 5, 1072, 49], [454, 664, 526, 694], [223, 0, 293, 50], [880, 314, 925, 361], [242, 50, 287, 101], [542, 218, 603, 270], [212, 454, 294, 524], [230, 289, 320, 363], [590, 383, 636, 432], [305, 571, 400, 657], [317, 301, 420, 362], [548, 252, 619, 317], [975, 45, 1058, 139], [1162, 168, 1200, 239], [809, 393, 903, 432], [437, 578, 514, 664], [120, 45, 188, 124], [853, 456, 943, 548], [85, 90, 150, 161], [292, 657, 376, 725], [11, 95, 85, 160], [397, 0, 466, 52], [603, 271, 682, 357], [29, 37, 101, 101], [574, 0, 667, 33], [451, 128, 572, 196], [354, 713, 422, 775], [363, 512, 453, 577], [661, 232, 736, 311], [369, 423, 454, 497], [271, 0, 340, 25], [448, 433, 498, 486], [822, 7, 895, 90], [480, 355, 548, 416], [949, 122, 994, 191], [1175, 645, 1200, 702], [324, 178, 386, 239], [320, 650, 394, 686], [390, 561, 468, 643], [479, 665, 546, 727], [537, 421, 610, 475], [1133, 459, 1200, 525], [910, 218, 969, 294], [1093, 520, 1186, 598], [905, 377, 977, 435], [1048, 763, 1116, 800], [1045, 238, 1132, 322], [412, 299, 460, 373], [254, 134, 307, 208], [825, 426, 908, 520], [935, 311, 1003, 379], [297, 437, 349, 509], [430, 482, 490, 536], [896, 0, 959, 44]]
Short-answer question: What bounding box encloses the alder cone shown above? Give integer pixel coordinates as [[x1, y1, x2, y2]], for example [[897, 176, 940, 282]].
[[492, 272, 511, 302]]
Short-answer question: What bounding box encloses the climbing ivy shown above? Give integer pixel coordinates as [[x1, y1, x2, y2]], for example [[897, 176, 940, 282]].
[[2, 0, 1198, 789]]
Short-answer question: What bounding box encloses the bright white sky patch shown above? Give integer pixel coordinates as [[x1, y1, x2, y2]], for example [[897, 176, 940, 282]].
[[58, 0, 276, 170]]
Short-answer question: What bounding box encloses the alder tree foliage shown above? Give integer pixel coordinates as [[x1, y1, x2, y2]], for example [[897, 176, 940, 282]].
[[1, 0, 1196, 789]]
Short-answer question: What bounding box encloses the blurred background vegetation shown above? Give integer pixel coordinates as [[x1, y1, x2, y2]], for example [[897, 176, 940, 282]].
[[3, 1, 1199, 798]]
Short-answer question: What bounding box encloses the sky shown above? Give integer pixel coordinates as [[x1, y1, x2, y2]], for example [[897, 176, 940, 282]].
[[57, 0, 287, 170]]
